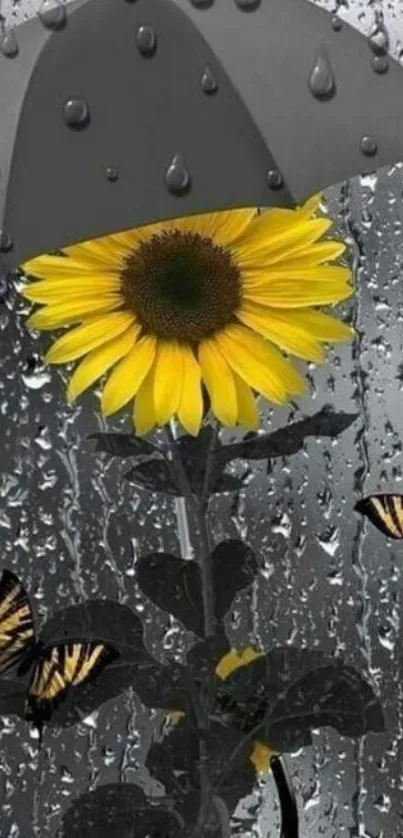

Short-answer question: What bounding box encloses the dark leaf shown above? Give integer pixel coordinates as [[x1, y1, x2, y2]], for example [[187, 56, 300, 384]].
[[215, 647, 384, 753], [176, 426, 217, 496], [175, 427, 244, 496], [124, 460, 181, 496], [185, 635, 231, 716], [210, 540, 259, 621], [0, 676, 27, 719], [271, 756, 299, 838], [266, 664, 384, 751], [213, 473, 245, 494], [88, 432, 158, 458], [137, 539, 258, 636], [146, 720, 255, 829], [60, 783, 184, 838], [137, 552, 204, 635], [217, 405, 358, 464], [38, 601, 187, 726], [40, 599, 146, 660], [186, 635, 231, 676]]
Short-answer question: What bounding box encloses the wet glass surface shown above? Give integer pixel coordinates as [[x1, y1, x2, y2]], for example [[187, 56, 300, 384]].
[[0, 0, 403, 836]]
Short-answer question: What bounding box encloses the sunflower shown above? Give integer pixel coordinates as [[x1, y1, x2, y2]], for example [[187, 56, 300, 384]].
[[21, 195, 353, 435], [168, 646, 277, 775]]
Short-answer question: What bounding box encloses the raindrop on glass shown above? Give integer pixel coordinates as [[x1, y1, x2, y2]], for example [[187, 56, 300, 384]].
[[189, 0, 214, 7], [0, 274, 8, 298], [360, 135, 378, 157], [0, 232, 13, 252], [64, 99, 90, 129], [308, 49, 336, 100], [136, 24, 156, 57], [331, 15, 342, 31], [106, 167, 119, 182], [371, 55, 389, 74], [164, 154, 191, 195], [267, 169, 283, 190], [38, 0, 66, 30], [234, 0, 260, 10], [368, 14, 389, 55], [0, 28, 18, 58], [201, 65, 218, 94]]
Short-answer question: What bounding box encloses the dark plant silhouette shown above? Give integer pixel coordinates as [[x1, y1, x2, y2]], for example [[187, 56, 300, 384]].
[[0, 406, 379, 837]]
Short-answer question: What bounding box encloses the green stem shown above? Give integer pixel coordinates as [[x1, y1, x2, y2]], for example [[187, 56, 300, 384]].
[[166, 422, 216, 636], [197, 498, 216, 636], [165, 421, 219, 836]]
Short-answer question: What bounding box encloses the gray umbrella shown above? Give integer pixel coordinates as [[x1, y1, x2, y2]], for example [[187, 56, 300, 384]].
[[0, 0, 402, 274]]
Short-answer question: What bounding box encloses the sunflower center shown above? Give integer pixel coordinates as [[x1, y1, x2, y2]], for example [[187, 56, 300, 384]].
[[121, 229, 242, 343]]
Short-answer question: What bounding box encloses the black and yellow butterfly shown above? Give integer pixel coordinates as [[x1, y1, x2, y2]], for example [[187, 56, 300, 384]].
[[0, 568, 119, 735], [355, 494, 403, 539]]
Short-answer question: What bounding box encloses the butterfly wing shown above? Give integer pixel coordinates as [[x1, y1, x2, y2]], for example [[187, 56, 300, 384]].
[[355, 494, 403, 539], [0, 569, 35, 675], [26, 641, 118, 728]]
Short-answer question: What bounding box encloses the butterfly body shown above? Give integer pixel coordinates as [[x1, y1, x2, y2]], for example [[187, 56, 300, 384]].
[[355, 493, 403, 539], [0, 569, 118, 735]]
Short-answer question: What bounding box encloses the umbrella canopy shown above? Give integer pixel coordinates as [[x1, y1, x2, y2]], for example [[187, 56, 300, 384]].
[[0, 0, 402, 273]]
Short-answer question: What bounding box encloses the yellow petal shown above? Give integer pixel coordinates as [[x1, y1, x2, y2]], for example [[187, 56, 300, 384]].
[[23, 254, 119, 279], [215, 647, 264, 680], [67, 327, 137, 402], [178, 208, 257, 247], [153, 342, 184, 425], [134, 367, 157, 435], [145, 208, 257, 248], [166, 711, 185, 725], [198, 339, 238, 426], [289, 308, 354, 342], [215, 324, 306, 405], [244, 265, 350, 284], [235, 217, 332, 267], [233, 373, 259, 429], [27, 295, 122, 330], [250, 741, 279, 774], [64, 233, 134, 267], [177, 347, 203, 436], [101, 335, 156, 416], [298, 192, 323, 218], [238, 303, 326, 363], [22, 275, 120, 303], [278, 240, 346, 266], [243, 272, 353, 309], [46, 312, 137, 364]]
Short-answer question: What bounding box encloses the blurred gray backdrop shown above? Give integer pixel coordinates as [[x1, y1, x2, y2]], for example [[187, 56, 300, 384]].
[[1, 0, 403, 836]]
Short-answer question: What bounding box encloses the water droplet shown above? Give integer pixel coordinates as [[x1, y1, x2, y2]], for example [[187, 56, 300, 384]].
[[189, 0, 214, 7], [331, 15, 342, 31], [360, 135, 378, 157], [136, 24, 156, 57], [164, 154, 191, 195], [0, 232, 13, 252], [0, 274, 8, 298], [64, 99, 90, 129], [371, 55, 389, 74], [368, 15, 389, 55], [234, 0, 260, 10], [0, 28, 18, 58], [267, 169, 283, 190], [38, 0, 66, 30], [106, 167, 118, 182], [308, 49, 336, 100], [201, 65, 217, 94]]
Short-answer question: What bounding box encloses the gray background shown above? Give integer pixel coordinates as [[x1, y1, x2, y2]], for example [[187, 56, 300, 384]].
[[0, 0, 403, 836]]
